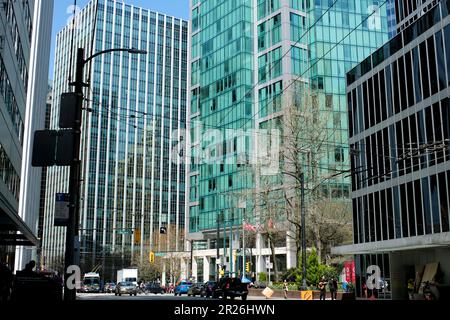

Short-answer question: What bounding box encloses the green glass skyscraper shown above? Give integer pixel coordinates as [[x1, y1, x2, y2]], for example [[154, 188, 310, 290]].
[[187, 0, 389, 282]]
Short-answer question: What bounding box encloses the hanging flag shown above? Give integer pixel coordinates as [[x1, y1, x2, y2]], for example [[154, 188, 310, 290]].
[[243, 222, 257, 232]]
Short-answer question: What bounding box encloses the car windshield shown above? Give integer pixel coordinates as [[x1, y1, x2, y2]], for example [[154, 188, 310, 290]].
[[121, 282, 132, 286]]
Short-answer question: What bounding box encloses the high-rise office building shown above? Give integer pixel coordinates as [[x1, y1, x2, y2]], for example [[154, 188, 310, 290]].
[[334, 0, 450, 300], [0, 0, 54, 271], [42, 0, 188, 280], [187, 0, 389, 282]]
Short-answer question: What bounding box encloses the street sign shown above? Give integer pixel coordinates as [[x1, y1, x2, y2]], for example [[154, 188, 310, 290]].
[[117, 229, 132, 235], [54, 193, 69, 226], [155, 253, 165, 257], [265, 257, 273, 269]]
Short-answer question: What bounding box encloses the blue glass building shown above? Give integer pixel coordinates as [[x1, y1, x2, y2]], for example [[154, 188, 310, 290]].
[[43, 0, 188, 280]]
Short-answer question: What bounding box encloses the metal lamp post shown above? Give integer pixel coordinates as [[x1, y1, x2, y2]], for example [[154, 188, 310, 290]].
[[64, 47, 146, 301]]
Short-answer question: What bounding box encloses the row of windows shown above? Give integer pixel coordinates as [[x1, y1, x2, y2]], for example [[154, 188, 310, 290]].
[[0, 143, 20, 201], [348, 25, 450, 136], [3, 0, 29, 93], [351, 97, 450, 190], [348, 0, 450, 84], [258, 14, 282, 52], [0, 55, 24, 144], [352, 171, 450, 245]]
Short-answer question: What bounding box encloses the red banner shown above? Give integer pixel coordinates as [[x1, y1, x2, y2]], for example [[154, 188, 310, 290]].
[[344, 261, 356, 284]]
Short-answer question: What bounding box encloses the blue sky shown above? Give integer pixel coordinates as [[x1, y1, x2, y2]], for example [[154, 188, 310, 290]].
[[49, 0, 189, 81]]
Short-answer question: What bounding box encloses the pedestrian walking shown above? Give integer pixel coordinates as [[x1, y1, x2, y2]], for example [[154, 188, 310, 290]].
[[283, 280, 289, 299], [329, 277, 338, 300], [318, 276, 327, 300], [0, 263, 13, 301]]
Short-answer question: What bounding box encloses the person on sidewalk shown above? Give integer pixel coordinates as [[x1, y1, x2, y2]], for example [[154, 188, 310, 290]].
[[318, 276, 327, 300], [283, 280, 289, 299], [329, 277, 338, 300]]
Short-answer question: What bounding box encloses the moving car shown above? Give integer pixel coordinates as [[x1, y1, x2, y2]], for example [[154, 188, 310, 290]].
[[115, 281, 137, 296], [82, 272, 101, 293], [215, 277, 248, 300], [174, 281, 193, 296], [145, 282, 165, 294], [187, 283, 206, 297]]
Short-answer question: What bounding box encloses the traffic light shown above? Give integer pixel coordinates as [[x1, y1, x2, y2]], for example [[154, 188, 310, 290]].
[[246, 262, 251, 272], [149, 251, 155, 263]]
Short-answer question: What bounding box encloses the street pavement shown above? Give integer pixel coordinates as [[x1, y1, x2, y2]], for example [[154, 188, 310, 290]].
[[77, 293, 298, 301]]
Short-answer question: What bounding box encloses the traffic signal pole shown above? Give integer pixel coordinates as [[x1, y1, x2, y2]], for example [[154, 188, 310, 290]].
[[64, 48, 85, 301], [242, 219, 245, 279]]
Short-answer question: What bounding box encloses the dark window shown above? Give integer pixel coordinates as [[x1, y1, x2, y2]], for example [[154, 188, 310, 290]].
[[438, 172, 449, 232], [393, 186, 402, 238], [417, 110, 427, 169], [435, 31, 447, 91], [400, 184, 409, 237], [392, 60, 400, 114], [357, 85, 364, 132], [369, 193, 376, 242], [398, 56, 407, 111], [368, 77, 375, 127], [414, 179, 424, 236], [433, 102, 445, 164], [353, 199, 359, 244], [386, 188, 395, 239], [412, 47, 422, 103], [407, 182, 416, 237], [445, 25, 450, 86], [374, 73, 380, 125], [395, 121, 404, 176], [377, 131, 384, 182], [363, 82, 369, 129], [420, 41, 430, 99], [385, 65, 394, 117], [374, 192, 382, 241], [427, 36, 439, 95], [363, 195, 370, 242], [383, 128, 391, 180], [358, 197, 364, 243], [404, 51, 415, 108], [402, 118, 412, 175], [422, 177, 432, 234], [425, 106, 435, 166], [409, 114, 420, 172], [430, 175, 441, 233], [379, 70, 387, 121], [442, 98, 450, 161]]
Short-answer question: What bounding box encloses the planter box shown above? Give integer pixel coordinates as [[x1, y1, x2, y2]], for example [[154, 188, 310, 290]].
[[248, 288, 355, 300]]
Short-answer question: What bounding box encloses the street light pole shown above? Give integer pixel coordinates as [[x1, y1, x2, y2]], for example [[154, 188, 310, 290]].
[[64, 48, 85, 301], [64, 47, 146, 301], [300, 171, 307, 290]]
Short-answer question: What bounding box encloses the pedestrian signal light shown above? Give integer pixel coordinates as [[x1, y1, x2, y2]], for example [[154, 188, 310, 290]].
[[246, 262, 251, 272], [149, 251, 155, 263]]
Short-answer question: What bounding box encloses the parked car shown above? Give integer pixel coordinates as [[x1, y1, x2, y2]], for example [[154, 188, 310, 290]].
[[187, 283, 206, 297], [115, 281, 137, 296], [215, 277, 248, 300], [204, 281, 218, 298], [104, 282, 116, 293], [145, 282, 165, 294], [174, 281, 193, 296]]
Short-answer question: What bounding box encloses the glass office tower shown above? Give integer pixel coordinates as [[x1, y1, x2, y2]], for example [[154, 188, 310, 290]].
[[336, 0, 450, 300], [43, 0, 188, 280], [188, 0, 388, 281]]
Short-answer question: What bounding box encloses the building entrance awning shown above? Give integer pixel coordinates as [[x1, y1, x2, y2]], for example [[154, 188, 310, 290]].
[[331, 232, 450, 255], [0, 196, 39, 247]]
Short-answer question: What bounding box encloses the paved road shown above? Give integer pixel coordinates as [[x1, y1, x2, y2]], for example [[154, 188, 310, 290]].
[[77, 293, 295, 301]]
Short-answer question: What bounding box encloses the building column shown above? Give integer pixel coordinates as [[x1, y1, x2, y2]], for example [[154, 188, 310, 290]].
[[255, 233, 265, 276], [203, 256, 210, 281], [286, 230, 297, 269], [192, 256, 198, 281]]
